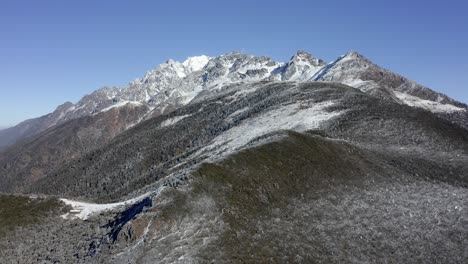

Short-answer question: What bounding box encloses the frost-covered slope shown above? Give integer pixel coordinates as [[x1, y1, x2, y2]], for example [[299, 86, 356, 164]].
[[311, 51, 466, 114]]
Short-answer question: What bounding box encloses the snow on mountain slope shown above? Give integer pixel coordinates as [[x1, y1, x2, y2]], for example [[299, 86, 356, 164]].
[[60, 187, 163, 220], [197, 99, 343, 162], [60, 198, 135, 220], [311, 51, 466, 114], [394, 91, 465, 113], [159, 114, 191, 128], [100, 101, 143, 113], [182, 55, 211, 72], [282, 50, 326, 81], [47, 50, 330, 126]]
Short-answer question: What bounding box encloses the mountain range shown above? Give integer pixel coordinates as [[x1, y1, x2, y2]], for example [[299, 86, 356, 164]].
[[0, 50, 467, 263], [1, 50, 466, 151]]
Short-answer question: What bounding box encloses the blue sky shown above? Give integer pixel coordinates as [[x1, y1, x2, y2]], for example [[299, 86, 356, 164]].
[[0, 0, 467, 127]]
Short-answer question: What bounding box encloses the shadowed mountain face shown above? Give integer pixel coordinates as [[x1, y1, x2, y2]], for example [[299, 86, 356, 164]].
[[0, 52, 467, 263], [0, 103, 150, 192]]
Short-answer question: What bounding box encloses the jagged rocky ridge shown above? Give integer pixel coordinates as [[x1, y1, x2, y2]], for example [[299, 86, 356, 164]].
[[0, 50, 465, 151]]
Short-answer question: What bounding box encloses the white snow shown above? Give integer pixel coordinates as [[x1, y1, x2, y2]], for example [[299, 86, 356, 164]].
[[65, 105, 76, 113], [100, 101, 143, 113], [160, 114, 191, 128], [145, 90, 151, 101], [39, 51, 466, 143], [159, 59, 187, 78], [182, 55, 211, 72], [196, 100, 343, 162], [337, 53, 353, 62], [310, 57, 342, 81], [342, 78, 367, 87], [288, 65, 323, 82], [225, 84, 263, 100], [238, 61, 283, 82], [282, 55, 324, 82], [394, 91, 465, 113], [226, 106, 250, 120], [60, 191, 151, 220]]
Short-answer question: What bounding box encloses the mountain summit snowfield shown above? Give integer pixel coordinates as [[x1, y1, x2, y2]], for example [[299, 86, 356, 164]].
[[0, 50, 468, 263]]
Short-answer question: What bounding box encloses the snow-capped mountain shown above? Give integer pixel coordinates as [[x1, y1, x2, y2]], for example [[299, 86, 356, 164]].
[[31, 50, 468, 121], [281, 50, 326, 81], [311, 51, 466, 113], [2, 51, 468, 263], [0, 50, 466, 150]]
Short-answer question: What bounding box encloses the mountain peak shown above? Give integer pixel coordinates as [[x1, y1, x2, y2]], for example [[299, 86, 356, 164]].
[[182, 55, 211, 72], [165, 58, 177, 65], [293, 50, 313, 58], [290, 50, 325, 66], [342, 50, 369, 62], [281, 50, 326, 81], [346, 50, 360, 56], [220, 51, 244, 57]]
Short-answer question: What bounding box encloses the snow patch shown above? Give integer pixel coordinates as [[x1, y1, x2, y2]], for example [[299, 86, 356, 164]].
[[182, 55, 211, 72], [145, 90, 151, 101], [100, 101, 143, 113], [342, 78, 367, 87], [197, 100, 343, 162], [227, 106, 250, 120], [60, 192, 151, 220], [160, 114, 191, 128], [394, 91, 465, 113]]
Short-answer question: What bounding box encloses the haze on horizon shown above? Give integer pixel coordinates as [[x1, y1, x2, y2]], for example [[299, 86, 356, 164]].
[[0, 0, 467, 128]]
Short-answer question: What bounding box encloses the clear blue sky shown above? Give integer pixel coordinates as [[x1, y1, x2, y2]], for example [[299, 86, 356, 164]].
[[1, 0, 467, 127]]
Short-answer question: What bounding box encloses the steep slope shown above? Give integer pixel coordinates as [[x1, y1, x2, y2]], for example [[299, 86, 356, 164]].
[[120, 132, 467, 263], [312, 51, 468, 128], [0, 103, 150, 192], [0, 102, 74, 150], [279, 50, 326, 81]]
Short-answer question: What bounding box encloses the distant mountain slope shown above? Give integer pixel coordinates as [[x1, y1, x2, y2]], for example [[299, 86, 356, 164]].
[[312, 51, 468, 128], [2, 50, 465, 150], [0, 103, 149, 192]]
